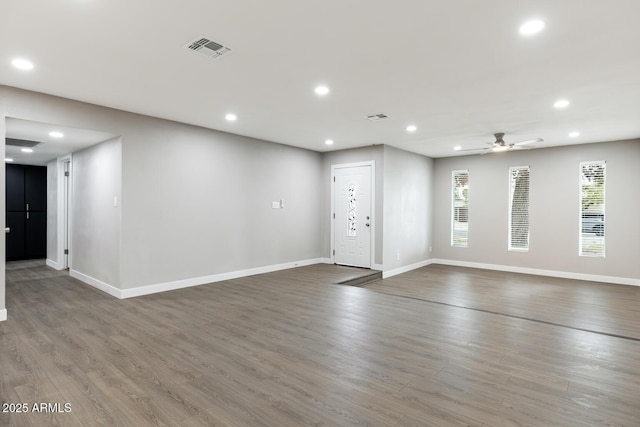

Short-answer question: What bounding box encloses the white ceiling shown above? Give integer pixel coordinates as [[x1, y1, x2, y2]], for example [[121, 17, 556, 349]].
[[2, 0, 640, 158], [5, 118, 116, 166]]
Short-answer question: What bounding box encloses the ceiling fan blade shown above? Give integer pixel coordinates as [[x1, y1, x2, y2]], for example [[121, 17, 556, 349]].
[[514, 138, 543, 146], [459, 134, 543, 154], [457, 147, 488, 152]]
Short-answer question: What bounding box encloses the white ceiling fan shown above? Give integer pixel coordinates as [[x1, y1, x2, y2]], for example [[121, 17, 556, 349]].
[[459, 133, 543, 154]]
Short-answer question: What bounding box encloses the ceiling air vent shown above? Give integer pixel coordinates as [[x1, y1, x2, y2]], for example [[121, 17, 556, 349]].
[[186, 36, 231, 59], [6, 138, 41, 148], [366, 113, 389, 121]]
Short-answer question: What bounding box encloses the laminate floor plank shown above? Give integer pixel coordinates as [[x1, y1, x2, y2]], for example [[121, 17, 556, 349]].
[[2, 260, 639, 426]]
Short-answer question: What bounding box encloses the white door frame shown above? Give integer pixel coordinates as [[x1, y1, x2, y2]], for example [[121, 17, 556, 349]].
[[331, 161, 376, 268], [56, 154, 72, 270]]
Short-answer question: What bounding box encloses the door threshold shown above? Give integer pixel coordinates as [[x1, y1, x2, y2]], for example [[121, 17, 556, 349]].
[[336, 269, 383, 287]]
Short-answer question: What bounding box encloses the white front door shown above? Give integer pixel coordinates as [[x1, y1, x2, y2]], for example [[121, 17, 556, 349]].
[[334, 164, 372, 268]]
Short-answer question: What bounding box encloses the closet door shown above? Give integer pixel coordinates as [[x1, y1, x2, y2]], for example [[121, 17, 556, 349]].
[[5, 164, 47, 261], [25, 166, 47, 258], [26, 211, 47, 258], [6, 164, 25, 211], [25, 166, 47, 211], [6, 211, 26, 259], [6, 164, 26, 260]]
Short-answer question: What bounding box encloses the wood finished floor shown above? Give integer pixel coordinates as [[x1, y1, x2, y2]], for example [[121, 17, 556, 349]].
[[364, 264, 640, 341], [1, 261, 639, 426]]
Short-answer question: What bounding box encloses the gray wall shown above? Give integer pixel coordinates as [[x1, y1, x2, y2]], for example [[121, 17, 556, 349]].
[[72, 137, 122, 287], [1, 86, 323, 295], [383, 146, 433, 270], [119, 124, 322, 288], [432, 139, 640, 280]]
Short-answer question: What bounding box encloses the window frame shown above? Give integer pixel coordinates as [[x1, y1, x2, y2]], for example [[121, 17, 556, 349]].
[[451, 169, 469, 247], [579, 160, 606, 257], [508, 165, 530, 252]]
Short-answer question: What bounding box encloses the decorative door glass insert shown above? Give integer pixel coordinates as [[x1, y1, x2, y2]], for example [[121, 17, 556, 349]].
[[347, 184, 357, 237]]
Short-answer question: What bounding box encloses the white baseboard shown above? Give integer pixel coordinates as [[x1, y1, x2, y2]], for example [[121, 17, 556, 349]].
[[0, 308, 7, 321], [431, 259, 640, 287], [70, 270, 123, 298], [46, 259, 64, 270], [120, 258, 325, 299], [383, 259, 433, 279], [320, 257, 332, 264], [69, 258, 325, 299]]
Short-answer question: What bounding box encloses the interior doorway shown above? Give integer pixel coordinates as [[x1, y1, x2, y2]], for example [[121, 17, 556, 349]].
[[4, 118, 115, 271]]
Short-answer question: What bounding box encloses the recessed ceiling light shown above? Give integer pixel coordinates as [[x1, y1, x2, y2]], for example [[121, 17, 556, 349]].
[[21, 148, 34, 153], [5, 158, 14, 162], [569, 131, 580, 138], [314, 85, 330, 96], [225, 113, 237, 121], [454, 146, 462, 151], [406, 125, 417, 132], [49, 131, 64, 138], [325, 139, 334, 145], [519, 20, 546, 36], [11, 58, 34, 71], [554, 99, 570, 109]]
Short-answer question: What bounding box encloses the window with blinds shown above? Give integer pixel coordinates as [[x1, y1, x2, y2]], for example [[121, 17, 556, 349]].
[[451, 170, 469, 247], [509, 166, 530, 251], [580, 161, 605, 257]]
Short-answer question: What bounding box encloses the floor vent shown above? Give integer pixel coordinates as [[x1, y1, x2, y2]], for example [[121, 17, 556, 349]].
[[186, 36, 231, 59]]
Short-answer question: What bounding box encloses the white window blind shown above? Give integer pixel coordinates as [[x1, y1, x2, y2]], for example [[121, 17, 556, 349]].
[[509, 166, 530, 251], [579, 161, 605, 257], [451, 170, 469, 247]]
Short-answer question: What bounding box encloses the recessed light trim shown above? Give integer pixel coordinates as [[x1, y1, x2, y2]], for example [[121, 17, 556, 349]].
[[11, 58, 34, 71], [569, 131, 580, 138], [406, 125, 417, 133], [554, 99, 570, 109], [21, 148, 34, 153], [519, 19, 546, 36], [5, 158, 14, 162], [314, 85, 330, 96], [49, 131, 64, 138], [225, 113, 237, 121], [325, 139, 334, 146], [454, 146, 462, 151]]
